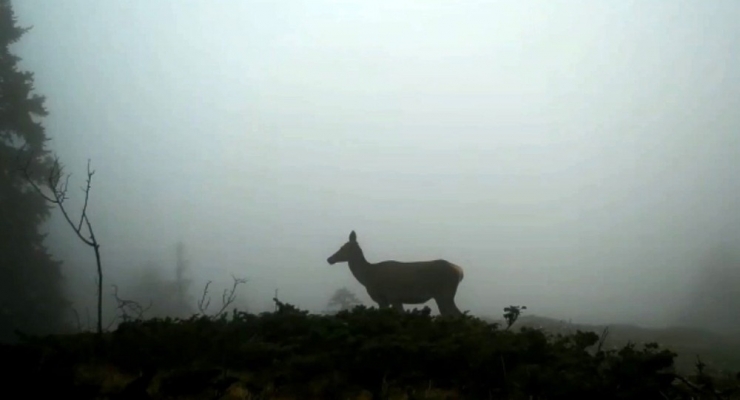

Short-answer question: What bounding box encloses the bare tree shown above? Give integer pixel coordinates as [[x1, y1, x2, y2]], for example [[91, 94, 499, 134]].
[[18, 152, 104, 336], [108, 285, 153, 327], [197, 274, 248, 318]]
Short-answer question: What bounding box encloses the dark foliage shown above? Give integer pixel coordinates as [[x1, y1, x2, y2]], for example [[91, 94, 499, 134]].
[[2, 300, 736, 399], [0, 0, 70, 342]]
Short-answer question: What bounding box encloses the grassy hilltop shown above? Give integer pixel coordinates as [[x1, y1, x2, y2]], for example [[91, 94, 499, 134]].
[[488, 314, 740, 376], [2, 300, 739, 400]]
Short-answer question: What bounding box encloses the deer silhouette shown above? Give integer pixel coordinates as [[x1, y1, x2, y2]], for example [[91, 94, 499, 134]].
[[327, 230, 464, 316]]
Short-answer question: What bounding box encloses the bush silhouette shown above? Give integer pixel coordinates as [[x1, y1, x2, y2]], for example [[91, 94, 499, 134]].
[[2, 300, 737, 399]]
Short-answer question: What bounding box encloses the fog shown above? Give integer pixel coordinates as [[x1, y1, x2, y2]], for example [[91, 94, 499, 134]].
[[13, 1, 740, 331]]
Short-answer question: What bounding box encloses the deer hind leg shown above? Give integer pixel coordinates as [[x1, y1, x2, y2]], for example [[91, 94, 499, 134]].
[[435, 295, 461, 317], [391, 302, 404, 313], [446, 298, 462, 316], [439, 281, 463, 316]]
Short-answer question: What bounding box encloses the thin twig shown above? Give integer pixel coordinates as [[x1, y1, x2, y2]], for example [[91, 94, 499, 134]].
[[111, 284, 153, 323], [76, 159, 93, 232], [198, 281, 213, 314], [597, 326, 609, 353], [197, 275, 248, 318]]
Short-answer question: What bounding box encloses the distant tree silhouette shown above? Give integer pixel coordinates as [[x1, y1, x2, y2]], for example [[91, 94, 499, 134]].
[[123, 257, 194, 320], [326, 287, 362, 313], [111, 244, 248, 324], [174, 241, 194, 313], [0, 0, 70, 341]]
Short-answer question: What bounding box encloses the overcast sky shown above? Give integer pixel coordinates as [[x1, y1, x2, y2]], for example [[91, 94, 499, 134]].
[[12, 0, 740, 327]]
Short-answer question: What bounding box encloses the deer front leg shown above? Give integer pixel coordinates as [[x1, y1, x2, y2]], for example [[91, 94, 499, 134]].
[[391, 302, 404, 313], [375, 298, 390, 309], [369, 291, 390, 310]]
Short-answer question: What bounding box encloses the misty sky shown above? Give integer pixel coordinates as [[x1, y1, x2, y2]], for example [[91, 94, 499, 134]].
[[12, 1, 740, 327]]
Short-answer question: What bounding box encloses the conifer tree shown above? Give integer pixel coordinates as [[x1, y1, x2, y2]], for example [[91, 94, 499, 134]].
[[0, 0, 70, 341]]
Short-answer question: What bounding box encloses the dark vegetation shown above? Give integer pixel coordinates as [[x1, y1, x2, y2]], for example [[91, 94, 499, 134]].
[[504, 315, 740, 376], [0, 0, 71, 341], [2, 1, 740, 399], [3, 301, 740, 399]]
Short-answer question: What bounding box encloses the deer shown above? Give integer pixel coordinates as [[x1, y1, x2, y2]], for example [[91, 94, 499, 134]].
[[326, 230, 465, 316]]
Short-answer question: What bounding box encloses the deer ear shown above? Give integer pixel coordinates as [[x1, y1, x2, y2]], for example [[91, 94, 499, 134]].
[[349, 231, 357, 242]]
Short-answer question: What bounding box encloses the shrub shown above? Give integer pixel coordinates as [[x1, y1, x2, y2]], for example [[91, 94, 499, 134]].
[[2, 301, 737, 399]]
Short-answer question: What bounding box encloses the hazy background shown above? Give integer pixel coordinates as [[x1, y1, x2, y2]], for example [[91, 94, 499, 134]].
[[12, 1, 740, 329]]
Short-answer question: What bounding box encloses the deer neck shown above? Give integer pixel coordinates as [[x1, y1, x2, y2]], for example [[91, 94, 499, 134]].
[[347, 249, 372, 286]]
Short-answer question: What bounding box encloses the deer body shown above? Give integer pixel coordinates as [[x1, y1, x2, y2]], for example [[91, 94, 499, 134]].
[[327, 231, 465, 316]]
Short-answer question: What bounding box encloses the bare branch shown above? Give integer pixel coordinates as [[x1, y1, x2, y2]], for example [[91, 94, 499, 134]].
[[84, 213, 99, 249], [596, 326, 609, 353], [17, 148, 105, 336], [110, 284, 153, 325], [77, 159, 93, 232], [19, 151, 95, 247], [18, 149, 56, 203], [197, 275, 248, 318], [197, 281, 213, 315]]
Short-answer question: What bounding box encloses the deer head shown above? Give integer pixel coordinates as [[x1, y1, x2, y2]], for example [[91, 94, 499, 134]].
[[327, 230, 361, 265]]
